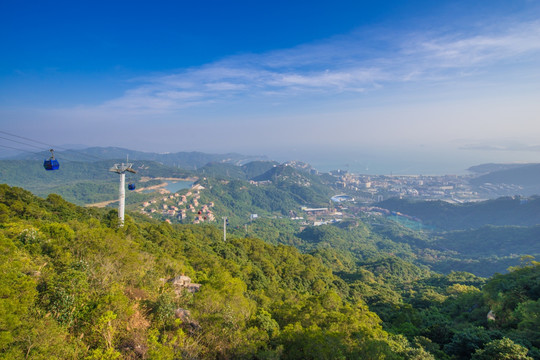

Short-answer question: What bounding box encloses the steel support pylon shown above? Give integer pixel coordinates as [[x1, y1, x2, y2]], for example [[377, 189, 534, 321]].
[[109, 162, 137, 227]]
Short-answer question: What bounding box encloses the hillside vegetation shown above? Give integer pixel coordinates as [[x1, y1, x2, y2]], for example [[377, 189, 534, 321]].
[[378, 197, 540, 230], [0, 185, 430, 359], [371, 198, 540, 275], [1, 184, 539, 359], [4, 153, 538, 278], [0, 159, 192, 205]]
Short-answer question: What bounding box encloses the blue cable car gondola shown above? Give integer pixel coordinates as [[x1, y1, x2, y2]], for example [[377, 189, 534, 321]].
[[128, 183, 136, 191], [43, 149, 59, 171]]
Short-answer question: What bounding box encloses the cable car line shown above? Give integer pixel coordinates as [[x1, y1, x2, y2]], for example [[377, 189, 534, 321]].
[[2, 131, 139, 216], [0, 143, 129, 173], [0, 130, 55, 149], [0, 143, 40, 154], [0, 135, 46, 151], [0, 132, 84, 170], [0, 140, 73, 163], [1, 130, 141, 190], [0, 144, 83, 169], [0, 130, 110, 163]]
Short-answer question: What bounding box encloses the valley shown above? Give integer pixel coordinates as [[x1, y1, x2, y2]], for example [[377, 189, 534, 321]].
[[1, 148, 539, 359]]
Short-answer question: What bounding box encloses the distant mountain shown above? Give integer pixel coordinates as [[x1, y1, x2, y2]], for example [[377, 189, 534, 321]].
[[470, 163, 540, 186], [377, 196, 540, 230], [467, 163, 531, 174], [195, 161, 280, 180], [252, 164, 298, 182], [197, 162, 247, 180], [10, 146, 268, 170], [252, 162, 316, 182], [251, 164, 335, 207], [469, 163, 540, 196], [241, 160, 280, 179]]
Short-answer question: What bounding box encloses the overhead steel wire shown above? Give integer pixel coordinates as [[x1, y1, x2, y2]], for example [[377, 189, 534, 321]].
[[0, 135, 47, 151], [0, 130, 54, 148], [0, 143, 41, 154], [0, 144, 78, 168], [0, 130, 113, 163]]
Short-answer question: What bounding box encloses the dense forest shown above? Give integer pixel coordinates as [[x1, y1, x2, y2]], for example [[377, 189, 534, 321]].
[[2, 155, 538, 276], [371, 197, 540, 276], [377, 197, 540, 230], [1, 184, 539, 359]]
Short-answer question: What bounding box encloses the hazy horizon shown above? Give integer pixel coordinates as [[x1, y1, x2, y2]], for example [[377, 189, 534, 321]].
[[3, 140, 540, 176], [2, 1, 540, 172]]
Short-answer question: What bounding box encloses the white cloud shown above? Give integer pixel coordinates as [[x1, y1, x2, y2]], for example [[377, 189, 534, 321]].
[[76, 20, 540, 115], [416, 21, 540, 67], [204, 82, 247, 91]]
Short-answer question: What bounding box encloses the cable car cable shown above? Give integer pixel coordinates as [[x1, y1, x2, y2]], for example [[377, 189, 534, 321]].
[[0, 130, 110, 162], [0, 130, 142, 175], [0, 135, 45, 150], [0, 141, 74, 163], [0, 144, 115, 172], [0, 143, 41, 154], [0, 130, 54, 149]]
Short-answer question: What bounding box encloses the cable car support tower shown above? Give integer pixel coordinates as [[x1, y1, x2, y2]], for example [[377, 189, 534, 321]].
[[109, 161, 136, 226]]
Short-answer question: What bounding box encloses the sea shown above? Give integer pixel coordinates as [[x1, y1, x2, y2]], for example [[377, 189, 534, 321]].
[[273, 147, 540, 176], [164, 181, 193, 193]]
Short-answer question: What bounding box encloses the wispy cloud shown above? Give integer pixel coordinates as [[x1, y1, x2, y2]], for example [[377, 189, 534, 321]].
[[100, 20, 540, 113], [415, 21, 540, 67]]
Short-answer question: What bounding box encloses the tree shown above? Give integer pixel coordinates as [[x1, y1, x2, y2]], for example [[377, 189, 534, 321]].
[[472, 338, 532, 360], [443, 327, 491, 359], [0, 236, 37, 353]]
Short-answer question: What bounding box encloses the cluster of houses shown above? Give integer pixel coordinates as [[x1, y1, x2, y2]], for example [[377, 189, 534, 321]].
[[140, 184, 216, 224]]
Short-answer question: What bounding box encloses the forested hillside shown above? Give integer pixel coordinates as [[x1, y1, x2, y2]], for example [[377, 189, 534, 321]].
[[195, 170, 334, 222], [0, 159, 192, 205], [373, 198, 540, 276], [469, 164, 540, 196], [196, 161, 279, 180], [1, 184, 538, 359], [4, 154, 535, 279], [378, 197, 540, 230]]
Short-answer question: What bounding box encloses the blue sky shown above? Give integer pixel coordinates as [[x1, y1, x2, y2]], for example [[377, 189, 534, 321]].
[[2, 0, 540, 172]]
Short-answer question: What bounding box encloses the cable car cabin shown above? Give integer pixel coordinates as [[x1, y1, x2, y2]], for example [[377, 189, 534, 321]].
[[128, 183, 136, 191], [43, 158, 59, 170], [43, 149, 59, 171]]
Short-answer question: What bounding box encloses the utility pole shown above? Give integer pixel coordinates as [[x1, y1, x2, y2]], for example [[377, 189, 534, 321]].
[[222, 217, 228, 241], [109, 161, 136, 227]]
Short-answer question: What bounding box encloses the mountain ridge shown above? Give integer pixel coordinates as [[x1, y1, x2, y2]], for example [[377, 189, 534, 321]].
[[7, 146, 269, 169]]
